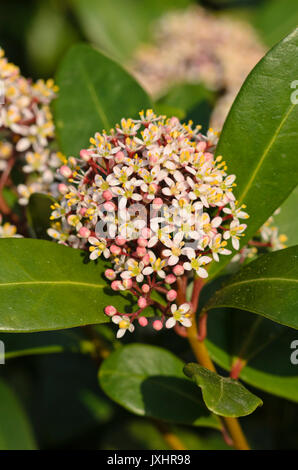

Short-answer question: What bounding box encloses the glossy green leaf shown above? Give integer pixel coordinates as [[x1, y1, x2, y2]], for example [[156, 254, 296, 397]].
[[184, 363, 263, 418], [274, 186, 298, 246], [206, 307, 298, 402], [0, 238, 134, 332], [0, 379, 36, 450], [54, 43, 152, 156], [209, 29, 298, 280], [27, 193, 56, 239], [99, 343, 220, 428], [206, 246, 298, 329]]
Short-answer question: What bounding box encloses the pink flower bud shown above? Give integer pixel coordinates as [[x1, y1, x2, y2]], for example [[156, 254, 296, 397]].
[[197, 141, 207, 152], [80, 207, 87, 216], [173, 265, 184, 276], [80, 149, 91, 161], [110, 244, 121, 255], [115, 236, 126, 246], [169, 116, 180, 126], [115, 151, 125, 163], [165, 274, 176, 284], [79, 227, 91, 238], [142, 284, 150, 294], [60, 165, 72, 178], [105, 269, 116, 281], [142, 253, 150, 265], [138, 316, 148, 327], [137, 237, 148, 247], [167, 290, 177, 302], [153, 320, 163, 331], [136, 246, 146, 257], [153, 198, 163, 210], [111, 280, 122, 291], [104, 305, 117, 316], [138, 297, 147, 309], [104, 201, 116, 212], [58, 183, 68, 194], [103, 190, 113, 201], [122, 279, 132, 289]]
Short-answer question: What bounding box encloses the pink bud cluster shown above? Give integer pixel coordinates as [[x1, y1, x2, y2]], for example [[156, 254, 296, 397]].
[[49, 110, 248, 338]]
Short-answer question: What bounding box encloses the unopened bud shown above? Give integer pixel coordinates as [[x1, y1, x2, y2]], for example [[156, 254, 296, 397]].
[[105, 305, 117, 316]]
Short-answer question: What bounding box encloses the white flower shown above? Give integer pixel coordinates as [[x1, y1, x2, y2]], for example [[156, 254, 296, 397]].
[[112, 315, 135, 338], [223, 220, 247, 250], [142, 251, 167, 278], [165, 303, 192, 328], [121, 259, 144, 282], [88, 236, 110, 260], [209, 234, 231, 261], [223, 202, 249, 221], [161, 231, 188, 266], [183, 254, 212, 278]]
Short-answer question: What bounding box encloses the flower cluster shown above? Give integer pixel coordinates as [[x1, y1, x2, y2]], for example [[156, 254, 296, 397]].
[[48, 109, 248, 337], [132, 6, 265, 128], [0, 48, 61, 206]]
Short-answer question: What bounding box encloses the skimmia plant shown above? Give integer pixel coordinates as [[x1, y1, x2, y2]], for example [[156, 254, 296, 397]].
[[0, 27, 297, 451]]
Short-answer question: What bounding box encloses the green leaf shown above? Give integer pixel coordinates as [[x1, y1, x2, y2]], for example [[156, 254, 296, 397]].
[[184, 363, 263, 418], [0, 238, 134, 332], [54, 43, 152, 156], [0, 379, 36, 450], [27, 193, 55, 239], [209, 29, 298, 280], [273, 186, 298, 247], [99, 343, 220, 428], [206, 246, 298, 329], [206, 307, 298, 402], [0, 329, 95, 359], [71, 0, 191, 61]]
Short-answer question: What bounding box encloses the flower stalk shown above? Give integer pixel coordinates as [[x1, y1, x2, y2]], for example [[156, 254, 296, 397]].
[[177, 276, 250, 450]]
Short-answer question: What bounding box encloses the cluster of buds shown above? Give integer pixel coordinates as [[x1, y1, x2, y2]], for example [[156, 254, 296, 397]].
[[0, 47, 61, 207], [49, 110, 248, 338], [132, 6, 265, 128]]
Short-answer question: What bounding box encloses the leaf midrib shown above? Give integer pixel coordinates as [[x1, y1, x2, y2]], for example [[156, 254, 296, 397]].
[[0, 281, 104, 289], [238, 102, 295, 204], [79, 60, 111, 130], [214, 276, 298, 292]]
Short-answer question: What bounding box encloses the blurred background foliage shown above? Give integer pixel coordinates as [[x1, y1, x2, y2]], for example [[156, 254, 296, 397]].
[[1, 0, 298, 78], [0, 0, 298, 450]]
